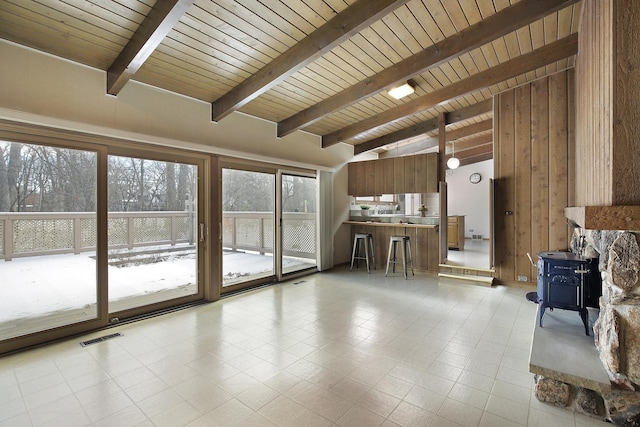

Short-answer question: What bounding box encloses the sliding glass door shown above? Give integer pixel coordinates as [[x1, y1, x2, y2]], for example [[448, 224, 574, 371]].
[[279, 172, 317, 277], [107, 154, 202, 316], [0, 130, 208, 354], [221, 167, 276, 291], [0, 139, 103, 342], [220, 166, 317, 292]]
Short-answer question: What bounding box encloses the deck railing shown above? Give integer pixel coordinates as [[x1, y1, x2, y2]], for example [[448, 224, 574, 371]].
[[0, 211, 316, 261]]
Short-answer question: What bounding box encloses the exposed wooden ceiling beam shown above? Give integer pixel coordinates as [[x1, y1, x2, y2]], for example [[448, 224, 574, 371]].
[[445, 143, 493, 167], [278, 0, 579, 138], [355, 100, 492, 155], [459, 152, 494, 167], [449, 133, 493, 152], [446, 120, 492, 142], [447, 99, 492, 123], [107, 0, 194, 95], [324, 33, 578, 147], [210, 0, 409, 122], [378, 138, 437, 159], [378, 129, 493, 159], [354, 118, 438, 156], [456, 144, 493, 160]]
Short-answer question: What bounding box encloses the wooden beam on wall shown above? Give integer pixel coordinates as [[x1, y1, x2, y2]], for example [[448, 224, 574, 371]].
[[438, 112, 446, 184], [211, 0, 409, 122], [322, 33, 578, 147], [278, 0, 579, 138], [107, 0, 194, 95]]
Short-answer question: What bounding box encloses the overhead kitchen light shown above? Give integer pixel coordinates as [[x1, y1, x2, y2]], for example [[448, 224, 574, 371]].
[[447, 141, 460, 169], [388, 81, 415, 99]]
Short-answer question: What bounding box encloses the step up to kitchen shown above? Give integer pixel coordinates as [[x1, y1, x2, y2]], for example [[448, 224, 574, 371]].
[[437, 272, 494, 286]]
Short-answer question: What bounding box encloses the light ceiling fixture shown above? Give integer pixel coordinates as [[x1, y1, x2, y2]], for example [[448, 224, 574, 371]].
[[388, 80, 415, 99], [447, 141, 460, 169]]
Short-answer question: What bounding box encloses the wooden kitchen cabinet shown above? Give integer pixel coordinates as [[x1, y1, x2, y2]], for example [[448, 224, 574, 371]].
[[363, 159, 376, 196], [393, 157, 405, 194], [382, 158, 395, 194], [347, 162, 358, 196], [447, 215, 465, 250], [403, 155, 416, 193], [347, 153, 438, 196]]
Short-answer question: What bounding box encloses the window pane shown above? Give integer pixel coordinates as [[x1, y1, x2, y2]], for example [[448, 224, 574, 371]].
[[0, 141, 98, 340], [281, 174, 317, 275], [107, 155, 198, 313], [222, 169, 275, 286]]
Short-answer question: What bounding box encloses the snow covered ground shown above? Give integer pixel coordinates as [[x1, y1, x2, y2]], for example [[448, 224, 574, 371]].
[[0, 248, 312, 324]]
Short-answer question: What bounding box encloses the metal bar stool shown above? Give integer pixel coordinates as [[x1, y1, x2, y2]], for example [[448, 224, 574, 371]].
[[350, 233, 376, 273], [385, 235, 414, 279]]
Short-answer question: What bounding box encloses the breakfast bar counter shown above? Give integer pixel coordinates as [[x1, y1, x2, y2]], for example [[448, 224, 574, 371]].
[[345, 221, 440, 272], [343, 220, 438, 229]]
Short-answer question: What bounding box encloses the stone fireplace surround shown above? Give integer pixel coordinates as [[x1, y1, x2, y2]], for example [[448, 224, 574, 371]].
[[530, 229, 640, 426]]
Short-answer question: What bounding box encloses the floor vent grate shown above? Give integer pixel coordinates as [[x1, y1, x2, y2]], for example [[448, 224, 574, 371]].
[[293, 280, 307, 285], [80, 332, 122, 347]]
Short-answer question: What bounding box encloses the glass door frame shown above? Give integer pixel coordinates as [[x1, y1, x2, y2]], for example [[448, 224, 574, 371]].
[[219, 161, 277, 295], [105, 145, 208, 322], [0, 125, 109, 355], [0, 121, 212, 355], [217, 161, 319, 294], [276, 169, 318, 281]]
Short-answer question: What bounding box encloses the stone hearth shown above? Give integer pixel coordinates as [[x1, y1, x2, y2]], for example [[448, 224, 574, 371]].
[[530, 230, 640, 426]]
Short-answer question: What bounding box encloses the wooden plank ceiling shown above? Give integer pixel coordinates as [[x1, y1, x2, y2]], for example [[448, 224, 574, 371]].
[[0, 0, 582, 164]]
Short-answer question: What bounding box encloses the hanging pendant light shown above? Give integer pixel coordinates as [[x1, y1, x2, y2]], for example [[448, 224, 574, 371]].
[[447, 141, 460, 169]]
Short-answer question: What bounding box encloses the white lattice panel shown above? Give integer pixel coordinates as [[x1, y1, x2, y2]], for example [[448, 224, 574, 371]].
[[108, 218, 128, 246], [263, 220, 274, 250], [133, 217, 170, 243], [14, 219, 73, 253], [283, 220, 315, 253], [236, 218, 260, 247], [81, 218, 97, 248], [175, 216, 193, 241], [222, 217, 234, 245]]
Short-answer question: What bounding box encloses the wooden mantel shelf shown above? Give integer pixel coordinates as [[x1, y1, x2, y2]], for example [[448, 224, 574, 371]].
[[565, 206, 640, 230]]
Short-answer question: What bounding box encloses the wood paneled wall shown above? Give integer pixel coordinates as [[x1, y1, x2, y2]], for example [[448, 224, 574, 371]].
[[493, 70, 575, 284], [575, 0, 640, 206]]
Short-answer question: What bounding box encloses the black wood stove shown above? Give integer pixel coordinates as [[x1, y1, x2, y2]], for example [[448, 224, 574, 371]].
[[537, 251, 601, 335]]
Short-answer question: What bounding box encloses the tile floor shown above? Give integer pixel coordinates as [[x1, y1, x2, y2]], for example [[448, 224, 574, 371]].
[[0, 267, 607, 426]]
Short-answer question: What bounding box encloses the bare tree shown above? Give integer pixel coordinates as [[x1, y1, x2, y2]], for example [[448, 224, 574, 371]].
[[0, 144, 10, 211], [166, 162, 177, 210], [6, 142, 23, 211]]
